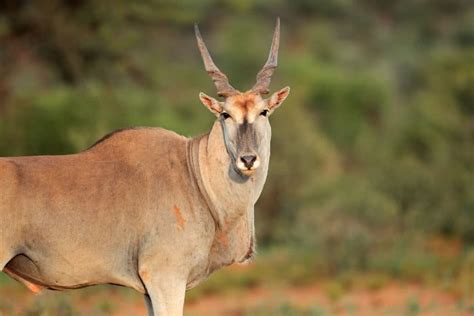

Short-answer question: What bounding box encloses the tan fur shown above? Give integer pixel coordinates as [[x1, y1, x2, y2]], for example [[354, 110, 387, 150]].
[[223, 92, 264, 124], [231, 92, 257, 113], [0, 125, 269, 315], [1, 20, 290, 316]]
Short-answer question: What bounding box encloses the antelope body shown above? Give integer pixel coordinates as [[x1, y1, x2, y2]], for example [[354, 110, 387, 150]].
[[0, 19, 290, 315]]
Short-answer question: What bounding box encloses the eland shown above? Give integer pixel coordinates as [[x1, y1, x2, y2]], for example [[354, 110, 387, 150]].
[[0, 18, 290, 315]]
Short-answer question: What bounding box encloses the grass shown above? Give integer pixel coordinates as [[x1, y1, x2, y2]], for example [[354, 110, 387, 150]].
[[405, 296, 421, 316], [186, 244, 471, 302], [245, 302, 328, 316], [22, 297, 79, 316]]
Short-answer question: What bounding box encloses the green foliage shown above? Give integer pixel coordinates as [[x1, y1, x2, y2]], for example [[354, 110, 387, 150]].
[[23, 297, 78, 316], [405, 296, 421, 316], [245, 302, 327, 316], [95, 300, 116, 315]]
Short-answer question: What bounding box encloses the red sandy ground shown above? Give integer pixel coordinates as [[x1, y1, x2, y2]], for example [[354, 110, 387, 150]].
[[2, 281, 472, 316], [185, 282, 473, 316]]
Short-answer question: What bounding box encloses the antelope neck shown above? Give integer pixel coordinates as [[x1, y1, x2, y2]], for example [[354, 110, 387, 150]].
[[186, 134, 222, 230]]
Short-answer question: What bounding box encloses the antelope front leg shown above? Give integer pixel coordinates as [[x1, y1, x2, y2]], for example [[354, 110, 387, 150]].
[[144, 294, 154, 316], [142, 275, 186, 316]]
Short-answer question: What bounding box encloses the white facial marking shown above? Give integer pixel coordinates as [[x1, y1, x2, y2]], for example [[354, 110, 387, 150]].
[[236, 160, 246, 170], [252, 159, 260, 169], [237, 157, 260, 174]]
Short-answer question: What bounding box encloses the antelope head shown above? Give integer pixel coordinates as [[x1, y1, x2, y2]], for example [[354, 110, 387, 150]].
[[196, 18, 290, 177]]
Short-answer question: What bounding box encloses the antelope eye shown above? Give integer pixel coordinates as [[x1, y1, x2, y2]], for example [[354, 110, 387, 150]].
[[260, 109, 269, 117], [221, 112, 232, 120]]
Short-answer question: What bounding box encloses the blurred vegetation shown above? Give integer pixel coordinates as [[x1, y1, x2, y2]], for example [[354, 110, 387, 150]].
[[0, 0, 473, 313]]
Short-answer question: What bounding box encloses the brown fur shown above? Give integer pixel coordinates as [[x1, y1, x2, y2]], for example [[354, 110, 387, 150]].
[[231, 92, 257, 114], [0, 124, 267, 315], [1, 19, 290, 315]]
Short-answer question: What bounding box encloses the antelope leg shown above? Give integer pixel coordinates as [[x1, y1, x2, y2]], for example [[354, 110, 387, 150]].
[[144, 294, 154, 316], [143, 276, 186, 316]]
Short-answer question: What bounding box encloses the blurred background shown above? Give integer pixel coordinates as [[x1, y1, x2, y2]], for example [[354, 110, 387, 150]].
[[0, 1, 473, 315]]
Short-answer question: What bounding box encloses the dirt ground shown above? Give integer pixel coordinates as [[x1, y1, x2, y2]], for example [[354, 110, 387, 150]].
[[1, 280, 472, 316], [185, 282, 473, 316]]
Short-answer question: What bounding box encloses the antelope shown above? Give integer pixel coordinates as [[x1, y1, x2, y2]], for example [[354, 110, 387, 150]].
[[0, 18, 290, 315]]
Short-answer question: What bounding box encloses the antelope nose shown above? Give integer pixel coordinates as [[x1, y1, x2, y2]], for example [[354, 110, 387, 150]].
[[240, 155, 257, 169]]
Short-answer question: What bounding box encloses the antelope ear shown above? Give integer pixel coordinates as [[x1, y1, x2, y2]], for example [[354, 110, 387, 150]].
[[199, 92, 223, 116], [267, 86, 290, 112]]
